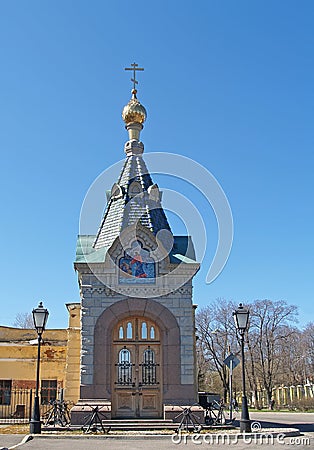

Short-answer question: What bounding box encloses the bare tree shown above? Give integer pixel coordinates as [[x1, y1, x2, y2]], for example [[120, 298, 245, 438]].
[[196, 299, 238, 401], [302, 322, 314, 383], [248, 299, 298, 406], [246, 328, 262, 409], [275, 325, 303, 385], [197, 298, 304, 408], [13, 312, 34, 329]]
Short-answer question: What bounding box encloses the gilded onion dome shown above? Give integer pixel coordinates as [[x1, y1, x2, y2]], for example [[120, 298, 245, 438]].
[[122, 89, 147, 125]]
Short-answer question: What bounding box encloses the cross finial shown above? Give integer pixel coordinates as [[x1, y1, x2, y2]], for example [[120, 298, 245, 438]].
[[125, 62, 144, 91]]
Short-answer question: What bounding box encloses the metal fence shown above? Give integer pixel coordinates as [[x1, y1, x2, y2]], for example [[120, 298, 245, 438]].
[[0, 388, 51, 424]]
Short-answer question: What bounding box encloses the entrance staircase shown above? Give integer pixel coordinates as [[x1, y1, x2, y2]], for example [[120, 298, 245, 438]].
[[101, 419, 177, 431], [43, 418, 190, 432]]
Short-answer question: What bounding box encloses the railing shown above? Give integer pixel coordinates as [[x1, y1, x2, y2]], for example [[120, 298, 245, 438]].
[[0, 388, 52, 423]]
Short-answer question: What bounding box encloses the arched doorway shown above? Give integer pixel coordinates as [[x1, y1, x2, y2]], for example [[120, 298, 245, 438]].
[[111, 317, 162, 418]]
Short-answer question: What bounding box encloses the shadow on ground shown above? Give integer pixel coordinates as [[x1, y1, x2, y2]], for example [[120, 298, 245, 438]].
[[233, 419, 314, 433]]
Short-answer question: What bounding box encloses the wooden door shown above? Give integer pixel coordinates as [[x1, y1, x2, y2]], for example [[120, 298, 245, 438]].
[[112, 317, 162, 418]]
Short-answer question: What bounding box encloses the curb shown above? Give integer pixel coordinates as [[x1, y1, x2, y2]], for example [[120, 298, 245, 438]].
[[24, 428, 301, 440]]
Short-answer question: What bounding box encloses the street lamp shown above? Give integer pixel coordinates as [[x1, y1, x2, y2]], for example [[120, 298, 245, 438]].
[[233, 303, 251, 433], [29, 301, 49, 434]]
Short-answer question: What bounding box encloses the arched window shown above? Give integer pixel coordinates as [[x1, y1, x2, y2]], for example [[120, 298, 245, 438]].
[[126, 322, 132, 339], [115, 318, 159, 342], [119, 348, 131, 364], [116, 348, 132, 385], [128, 181, 142, 197], [141, 347, 158, 385], [143, 348, 155, 364], [110, 183, 123, 200], [141, 322, 147, 339]]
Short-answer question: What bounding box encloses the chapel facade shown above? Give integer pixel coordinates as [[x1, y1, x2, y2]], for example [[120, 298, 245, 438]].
[[72, 68, 200, 421]]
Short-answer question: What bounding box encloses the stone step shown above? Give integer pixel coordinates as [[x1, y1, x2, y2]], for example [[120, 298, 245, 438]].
[[63, 418, 180, 432], [104, 425, 178, 430], [102, 419, 174, 424], [100, 419, 176, 429]]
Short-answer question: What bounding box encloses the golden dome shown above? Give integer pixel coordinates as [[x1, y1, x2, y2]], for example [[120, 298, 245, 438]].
[[122, 89, 147, 125]]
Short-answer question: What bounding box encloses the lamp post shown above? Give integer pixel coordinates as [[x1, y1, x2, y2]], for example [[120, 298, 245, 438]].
[[233, 303, 251, 433], [29, 301, 49, 434]]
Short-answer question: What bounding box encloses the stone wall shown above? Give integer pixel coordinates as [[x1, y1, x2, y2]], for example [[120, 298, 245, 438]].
[[64, 303, 81, 403], [80, 282, 196, 390]]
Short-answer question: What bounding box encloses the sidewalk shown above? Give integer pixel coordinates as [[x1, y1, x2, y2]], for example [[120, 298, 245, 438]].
[[0, 434, 28, 450]]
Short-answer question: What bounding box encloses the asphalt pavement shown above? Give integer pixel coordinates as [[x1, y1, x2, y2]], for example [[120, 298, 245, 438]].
[[0, 434, 28, 449], [2, 433, 313, 450], [0, 411, 313, 450], [246, 411, 314, 433]]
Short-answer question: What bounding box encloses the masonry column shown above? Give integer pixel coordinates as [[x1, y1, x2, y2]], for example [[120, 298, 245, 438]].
[[64, 303, 81, 404]]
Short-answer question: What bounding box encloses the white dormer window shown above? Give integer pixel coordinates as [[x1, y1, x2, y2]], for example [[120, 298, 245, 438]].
[[111, 183, 123, 200], [148, 184, 161, 202], [128, 181, 142, 197]]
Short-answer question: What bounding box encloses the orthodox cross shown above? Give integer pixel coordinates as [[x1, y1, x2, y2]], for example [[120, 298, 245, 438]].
[[125, 62, 144, 90]]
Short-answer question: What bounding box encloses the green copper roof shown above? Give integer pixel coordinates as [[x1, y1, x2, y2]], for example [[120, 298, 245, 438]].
[[75, 235, 197, 264], [75, 235, 107, 263]]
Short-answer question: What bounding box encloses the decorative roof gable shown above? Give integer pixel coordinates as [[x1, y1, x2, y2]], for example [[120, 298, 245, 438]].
[[93, 154, 171, 249]]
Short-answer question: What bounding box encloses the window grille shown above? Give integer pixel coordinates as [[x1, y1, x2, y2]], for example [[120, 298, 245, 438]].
[[116, 348, 133, 385], [140, 348, 158, 385], [0, 380, 12, 405]]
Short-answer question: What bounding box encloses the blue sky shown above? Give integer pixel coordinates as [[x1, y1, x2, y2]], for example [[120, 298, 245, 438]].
[[0, 1, 313, 328]]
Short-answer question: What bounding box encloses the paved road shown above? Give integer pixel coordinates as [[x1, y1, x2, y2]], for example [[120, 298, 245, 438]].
[[0, 412, 313, 450], [0, 434, 24, 449], [237, 411, 314, 433], [6, 433, 314, 450]]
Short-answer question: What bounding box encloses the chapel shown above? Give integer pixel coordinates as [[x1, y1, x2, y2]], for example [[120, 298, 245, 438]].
[[72, 65, 200, 421]]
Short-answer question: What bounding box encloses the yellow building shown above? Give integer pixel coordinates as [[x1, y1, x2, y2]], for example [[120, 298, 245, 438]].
[[0, 303, 81, 419]]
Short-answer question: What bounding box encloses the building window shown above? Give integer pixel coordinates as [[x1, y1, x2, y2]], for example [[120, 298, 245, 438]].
[[115, 318, 159, 342], [141, 348, 158, 385], [116, 348, 133, 385], [0, 380, 12, 405], [128, 181, 142, 197], [126, 322, 132, 339], [141, 322, 147, 339], [41, 380, 57, 405]]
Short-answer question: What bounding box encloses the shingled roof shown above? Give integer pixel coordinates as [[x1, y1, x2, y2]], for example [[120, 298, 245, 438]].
[[93, 154, 172, 249]]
